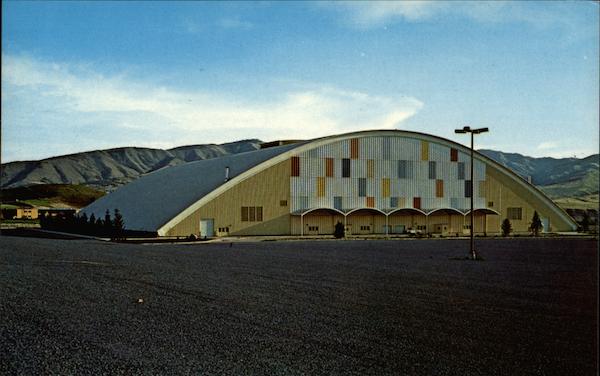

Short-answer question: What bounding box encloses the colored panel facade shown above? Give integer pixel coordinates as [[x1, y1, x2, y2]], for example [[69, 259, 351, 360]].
[[290, 135, 486, 215]]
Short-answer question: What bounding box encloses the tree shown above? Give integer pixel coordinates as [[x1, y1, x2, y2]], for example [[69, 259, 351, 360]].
[[581, 211, 590, 232], [113, 209, 124, 240], [501, 218, 512, 237], [334, 221, 345, 238], [88, 213, 96, 232], [529, 210, 543, 236], [104, 209, 113, 236]]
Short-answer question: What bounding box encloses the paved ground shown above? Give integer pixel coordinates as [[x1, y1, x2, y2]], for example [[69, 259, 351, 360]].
[[1, 237, 597, 375]]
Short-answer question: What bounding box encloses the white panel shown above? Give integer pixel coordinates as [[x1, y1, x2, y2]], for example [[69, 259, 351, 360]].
[[376, 160, 393, 178], [367, 178, 378, 197], [430, 143, 450, 163], [351, 159, 366, 178], [415, 161, 428, 180]]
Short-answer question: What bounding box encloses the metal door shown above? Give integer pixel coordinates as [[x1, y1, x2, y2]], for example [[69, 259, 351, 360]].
[[200, 219, 214, 238]]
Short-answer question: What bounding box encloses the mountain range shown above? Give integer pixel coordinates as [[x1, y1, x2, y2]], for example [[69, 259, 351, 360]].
[[1, 140, 261, 191], [1, 140, 598, 201]]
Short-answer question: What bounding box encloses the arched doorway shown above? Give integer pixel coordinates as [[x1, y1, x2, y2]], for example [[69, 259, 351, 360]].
[[387, 208, 427, 235], [346, 208, 387, 235]]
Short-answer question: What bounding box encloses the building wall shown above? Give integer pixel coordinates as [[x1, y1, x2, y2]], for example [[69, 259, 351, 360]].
[[483, 165, 571, 234], [166, 160, 291, 236], [291, 136, 487, 214], [165, 133, 574, 236]]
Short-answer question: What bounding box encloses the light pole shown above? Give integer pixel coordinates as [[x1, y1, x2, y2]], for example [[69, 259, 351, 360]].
[[455, 126, 488, 260]]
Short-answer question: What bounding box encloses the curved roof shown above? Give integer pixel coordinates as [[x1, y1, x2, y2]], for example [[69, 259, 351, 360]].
[[80, 142, 303, 232], [81, 129, 577, 234]]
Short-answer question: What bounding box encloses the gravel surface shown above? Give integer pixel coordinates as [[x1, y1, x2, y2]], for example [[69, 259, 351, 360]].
[[1, 237, 597, 375]]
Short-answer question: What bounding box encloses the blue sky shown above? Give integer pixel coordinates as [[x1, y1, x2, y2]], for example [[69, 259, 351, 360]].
[[2, 1, 598, 162]]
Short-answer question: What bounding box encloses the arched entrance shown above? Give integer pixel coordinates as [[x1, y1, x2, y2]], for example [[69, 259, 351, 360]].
[[387, 208, 427, 235], [427, 208, 466, 236], [345, 208, 387, 235], [465, 208, 500, 235], [293, 208, 345, 236]]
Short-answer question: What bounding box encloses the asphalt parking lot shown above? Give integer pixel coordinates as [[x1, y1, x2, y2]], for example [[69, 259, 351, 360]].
[[1, 236, 597, 375]]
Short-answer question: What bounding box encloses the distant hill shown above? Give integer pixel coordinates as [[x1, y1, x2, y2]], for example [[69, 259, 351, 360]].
[[478, 150, 599, 187], [1, 140, 261, 191], [478, 150, 599, 200]]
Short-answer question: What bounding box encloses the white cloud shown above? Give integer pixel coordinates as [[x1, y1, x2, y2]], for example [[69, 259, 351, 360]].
[[326, 0, 596, 36], [217, 17, 254, 30], [323, 1, 445, 27], [537, 141, 559, 150], [1, 55, 423, 161]]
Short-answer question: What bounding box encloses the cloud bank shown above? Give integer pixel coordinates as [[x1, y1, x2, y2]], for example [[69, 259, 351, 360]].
[[1, 55, 423, 161]]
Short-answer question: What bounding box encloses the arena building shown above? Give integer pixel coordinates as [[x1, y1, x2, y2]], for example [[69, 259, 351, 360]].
[[80, 130, 577, 237]]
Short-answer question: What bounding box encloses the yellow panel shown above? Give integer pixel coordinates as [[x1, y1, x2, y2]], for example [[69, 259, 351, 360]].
[[367, 159, 374, 178], [421, 141, 429, 160], [382, 178, 390, 198], [398, 197, 406, 207], [317, 177, 326, 197]]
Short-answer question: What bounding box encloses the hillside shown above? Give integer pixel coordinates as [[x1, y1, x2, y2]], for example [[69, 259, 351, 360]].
[[0, 184, 105, 208], [478, 150, 599, 187], [1, 140, 261, 191]]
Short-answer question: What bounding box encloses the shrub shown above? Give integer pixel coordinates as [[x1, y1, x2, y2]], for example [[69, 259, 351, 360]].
[[334, 221, 345, 238], [501, 218, 512, 237], [529, 211, 543, 237]]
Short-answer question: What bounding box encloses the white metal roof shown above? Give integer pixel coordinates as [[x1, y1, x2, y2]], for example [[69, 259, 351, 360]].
[[79, 142, 303, 232]]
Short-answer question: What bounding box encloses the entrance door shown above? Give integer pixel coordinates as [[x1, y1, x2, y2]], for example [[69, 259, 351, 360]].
[[394, 225, 405, 234], [200, 219, 214, 238]]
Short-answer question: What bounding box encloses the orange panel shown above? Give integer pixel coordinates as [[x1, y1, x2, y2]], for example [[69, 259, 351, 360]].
[[291, 157, 300, 176], [325, 158, 334, 177], [367, 197, 375, 208], [436, 179, 444, 198], [350, 139, 359, 159], [413, 197, 421, 209], [450, 148, 458, 162]]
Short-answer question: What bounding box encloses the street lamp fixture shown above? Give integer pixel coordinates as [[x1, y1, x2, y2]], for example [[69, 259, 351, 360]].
[[454, 126, 489, 260]]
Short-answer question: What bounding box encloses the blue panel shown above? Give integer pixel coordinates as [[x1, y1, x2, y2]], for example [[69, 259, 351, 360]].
[[342, 158, 351, 177], [382, 138, 391, 160], [398, 160, 407, 178], [450, 198, 460, 210], [390, 197, 398, 207], [334, 196, 342, 210], [458, 162, 465, 180], [428, 161, 436, 179], [358, 178, 367, 197], [465, 180, 472, 198]]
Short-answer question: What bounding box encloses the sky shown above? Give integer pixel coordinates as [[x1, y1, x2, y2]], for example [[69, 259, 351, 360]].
[[2, 1, 598, 162]]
